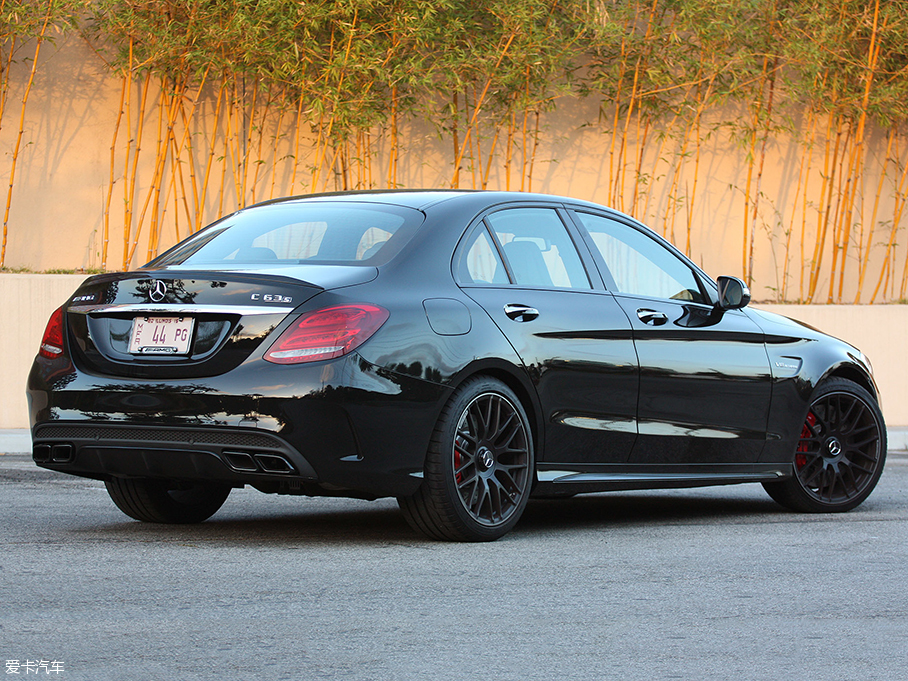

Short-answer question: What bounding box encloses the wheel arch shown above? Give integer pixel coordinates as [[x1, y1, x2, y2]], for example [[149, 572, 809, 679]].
[[820, 362, 878, 402], [447, 359, 543, 459]]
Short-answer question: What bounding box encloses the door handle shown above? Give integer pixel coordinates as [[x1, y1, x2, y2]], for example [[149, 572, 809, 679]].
[[637, 308, 668, 325], [504, 304, 539, 322]]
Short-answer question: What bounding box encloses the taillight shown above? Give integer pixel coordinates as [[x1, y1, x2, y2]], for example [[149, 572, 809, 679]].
[[39, 306, 65, 359], [264, 304, 389, 365]]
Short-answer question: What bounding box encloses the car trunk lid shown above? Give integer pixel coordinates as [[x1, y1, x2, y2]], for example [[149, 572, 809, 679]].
[[63, 268, 374, 379]]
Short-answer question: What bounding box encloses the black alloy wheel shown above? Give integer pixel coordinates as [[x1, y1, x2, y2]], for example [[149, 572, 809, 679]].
[[763, 378, 886, 513], [398, 376, 534, 541], [105, 477, 232, 523]]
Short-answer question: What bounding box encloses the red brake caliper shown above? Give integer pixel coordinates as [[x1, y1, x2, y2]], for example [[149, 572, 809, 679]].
[[796, 412, 817, 470], [454, 436, 465, 484]]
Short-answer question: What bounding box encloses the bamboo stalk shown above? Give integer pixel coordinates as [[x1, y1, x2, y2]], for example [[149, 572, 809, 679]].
[[825, 121, 853, 303], [365, 128, 373, 189], [133, 78, 168, 266], [249, 84, 273, 204], [615, 0, 660, 212], [323, 142, 342, 192], [782, 111, 814, 301], [520, 79, 530, 192], [226, 80, 244, 208], [606, 7, 634, 206], [168, 120, 190, 243], [123, 74, 151, 270], [268, 90, 287, 200], [451, 92, 460, 188], [315, 11, 358, 193], [806, 111, 841, 303], [742, 55, 771, 283], [239, 78, 259, 207], [837, 0, 882, 302], [199, 77, 226, 230], [387, 84, 398, 188], [1, 1, 51, 268], [102, 70, 128, 270], [450, 32, 518, 188], [172, 66, 213, 231], [662, 112, 696, 244], [854, 125, 892, 302], [871, 128, 908, 302], [482, 116, 503, 190], [176, 91, 198, 229], [526, 111, 541, 192], [217, 81, 234, 219], [747, 57, 779, 288], [311, 108, 328, 193], [682, 72, 715, 257], [465, 88, 479, 189], [631, 109, 651, 218], [288, 88, 305, 194], [643, 109, 681, 224], [171, 147, 180, 244], [0, 35, 17, 129], [504, 93, 517, 192]]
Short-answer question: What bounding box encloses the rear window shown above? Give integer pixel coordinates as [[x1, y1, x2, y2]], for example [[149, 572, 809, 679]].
[[146, 202, 424, 268]]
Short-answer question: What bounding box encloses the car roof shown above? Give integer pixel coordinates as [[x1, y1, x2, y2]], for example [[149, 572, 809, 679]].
[[245, 189, 610, 213]]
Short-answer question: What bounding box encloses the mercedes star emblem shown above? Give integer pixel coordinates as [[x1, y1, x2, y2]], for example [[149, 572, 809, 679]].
[[149, 280, 168, 303]]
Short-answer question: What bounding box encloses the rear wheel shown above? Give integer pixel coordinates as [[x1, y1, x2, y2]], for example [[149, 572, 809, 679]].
[[398, 376, 534, 541], [763, 378, 886, 513], [105, 478, 231, 523]]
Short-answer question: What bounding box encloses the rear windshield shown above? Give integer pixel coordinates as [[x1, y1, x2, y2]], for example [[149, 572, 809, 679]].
[[146, 202, 424, 268]]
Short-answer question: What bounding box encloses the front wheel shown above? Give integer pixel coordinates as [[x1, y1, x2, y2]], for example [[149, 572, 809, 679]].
[[763, 378, 886, 513], [105, 478, 231, 523], [398, 376, 534, 541]]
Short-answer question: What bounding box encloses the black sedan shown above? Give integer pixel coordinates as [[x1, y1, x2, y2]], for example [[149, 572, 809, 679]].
[[28, 191, 887, 541]]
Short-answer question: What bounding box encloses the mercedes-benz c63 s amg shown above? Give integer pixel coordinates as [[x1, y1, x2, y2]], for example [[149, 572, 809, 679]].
[[28, 191, 887, 541]]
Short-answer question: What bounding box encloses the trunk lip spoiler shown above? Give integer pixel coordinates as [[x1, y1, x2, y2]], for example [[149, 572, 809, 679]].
[[67, 304, 296, 316]]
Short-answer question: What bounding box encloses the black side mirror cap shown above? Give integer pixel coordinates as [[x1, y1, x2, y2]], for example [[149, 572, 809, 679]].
[[717, 276, 751, 310]]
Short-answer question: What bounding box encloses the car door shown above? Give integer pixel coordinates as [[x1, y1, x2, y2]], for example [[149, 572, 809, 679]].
[[456, 205, 639, 468], [570, 209, 772, 466]]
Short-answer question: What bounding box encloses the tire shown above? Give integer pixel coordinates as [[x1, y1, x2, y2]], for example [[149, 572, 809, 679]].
[[763, 378, 887, 513], [398, 376, 534, 541], [105, 477, 231, 523]]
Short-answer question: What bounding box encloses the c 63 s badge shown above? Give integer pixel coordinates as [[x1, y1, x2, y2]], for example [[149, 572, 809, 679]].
[[251, 293, 293, 303]]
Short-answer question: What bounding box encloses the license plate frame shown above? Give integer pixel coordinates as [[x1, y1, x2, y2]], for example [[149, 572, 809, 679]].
[[128, 316, 194, 355]]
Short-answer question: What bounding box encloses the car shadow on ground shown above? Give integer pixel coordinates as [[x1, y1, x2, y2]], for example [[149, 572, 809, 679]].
[[84, 489, 791, 546]]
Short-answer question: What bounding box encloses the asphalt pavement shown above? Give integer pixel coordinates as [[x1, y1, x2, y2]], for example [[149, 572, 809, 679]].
[[1, 444, 907, 681]]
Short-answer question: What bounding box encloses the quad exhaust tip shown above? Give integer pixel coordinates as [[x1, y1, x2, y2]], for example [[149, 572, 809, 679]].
[[33, 443, 74, 463], [222, 450, 295, 475]]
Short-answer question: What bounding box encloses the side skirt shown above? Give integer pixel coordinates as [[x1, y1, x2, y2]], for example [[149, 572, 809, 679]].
[[532, 463, 791, 495]]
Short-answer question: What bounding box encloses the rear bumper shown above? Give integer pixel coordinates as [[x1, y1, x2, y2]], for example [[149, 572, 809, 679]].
[[28, 352, 451, 498], [32, 421, 317, 485]]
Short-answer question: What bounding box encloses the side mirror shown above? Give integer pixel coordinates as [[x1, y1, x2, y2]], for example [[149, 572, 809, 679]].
[[716, 276, 751, 310]]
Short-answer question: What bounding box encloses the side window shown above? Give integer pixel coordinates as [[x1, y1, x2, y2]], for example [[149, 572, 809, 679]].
[[457, 226, 509, 285], [575, 212, 707, 303], [485, 208, 590, 289]]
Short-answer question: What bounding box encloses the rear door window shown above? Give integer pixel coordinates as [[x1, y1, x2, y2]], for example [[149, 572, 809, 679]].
[[485, 208, 591, 289]]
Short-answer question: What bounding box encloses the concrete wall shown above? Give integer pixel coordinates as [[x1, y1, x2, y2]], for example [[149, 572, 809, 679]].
[[0, 274, 86, 428], [2, 274, 904, 429]]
